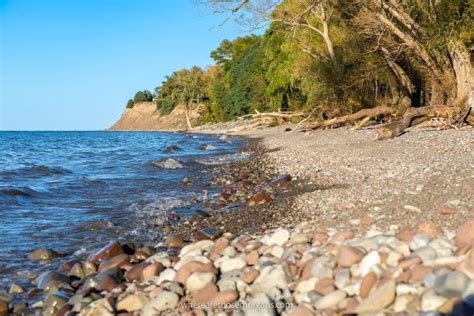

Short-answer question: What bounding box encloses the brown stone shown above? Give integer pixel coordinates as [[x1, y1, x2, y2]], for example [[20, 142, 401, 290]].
[[98, 254, 129, 272], [379, 252, 389, 265], [87, 240, 124, 265], [395, 270, 412, 283], [207, 290, 238, 305], [399, 256, 421, 270], [459, 246, 474, 279], [0, 301, 8, 316], [455, 244, 471, 256], [247, 192, 272, 206], [312, 232, 329, 244], [410, 265, 433, 281], [269, 175, 292, 187], [175, 261, 217, 285], [119, 262, 134, 271], [189, 283, 219, 304], [166, 235, 184, 248], [398, 228, 415, 242], [414, 221, 442, 239], [194, 227, 221, 241], [301, 258, 316, 280], [58, 261, 76, 273], [337, 246, 365, 267], [286, 306, 316, 316], [360, 272, 377, 298], [210, 202, 227, 210], [141, 263, 164, 280], [241, 268, 260, 284], [55, 303, 72, 316], [361, 216, 376, 226], [131, 250, 149, 261], [234, 235, 252, 251], [455, 218, 474, 248], [243, 250, 259, 265], [125, 262, 150, 282], [211, 237, 229, 256], [100, 274, 120, 291], [331, 231, 354, 242], [314, 277, 335, 295]]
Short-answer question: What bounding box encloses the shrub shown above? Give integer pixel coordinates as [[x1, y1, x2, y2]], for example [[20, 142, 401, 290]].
[[126, 99, 134, 109], [133, 91, 148, 103], [156, 98, 176, 115]]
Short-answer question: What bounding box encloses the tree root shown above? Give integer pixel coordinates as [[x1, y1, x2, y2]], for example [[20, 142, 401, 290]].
[[305, 106, 398, 130], [375, 106, 465, 140]]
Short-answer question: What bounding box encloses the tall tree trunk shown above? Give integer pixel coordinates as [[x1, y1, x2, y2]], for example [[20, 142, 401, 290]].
[[382, 48, 414, 111], [450, 42, 474, 110]]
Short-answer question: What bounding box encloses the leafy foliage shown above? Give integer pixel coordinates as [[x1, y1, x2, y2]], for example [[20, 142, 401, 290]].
[[127, 0, 473, 124]]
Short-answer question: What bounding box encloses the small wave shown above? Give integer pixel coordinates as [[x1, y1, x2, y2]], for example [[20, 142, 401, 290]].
[[1, 165, 72, 178], [0, 187, 40, 198], [75, 219, 116, 232], [195, 152, 251, 165]]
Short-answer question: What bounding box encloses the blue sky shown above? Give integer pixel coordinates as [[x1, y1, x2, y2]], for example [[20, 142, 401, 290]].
[[0, 0, 251, 130]]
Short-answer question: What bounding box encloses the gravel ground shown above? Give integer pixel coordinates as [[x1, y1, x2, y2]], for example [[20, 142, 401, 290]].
[[233, 126, 474, 232]]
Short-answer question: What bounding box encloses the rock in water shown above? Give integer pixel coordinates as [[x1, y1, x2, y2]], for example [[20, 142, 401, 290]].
[[28, 249, 59, 260], [355, 279, 396, 313], [433, 271, 470, 298], [36, 271, 70, 291], [164, 145, 181, 152], [87, 240, 124, 265], [151, 158, 183, 169], [198, 144, 217, 151]]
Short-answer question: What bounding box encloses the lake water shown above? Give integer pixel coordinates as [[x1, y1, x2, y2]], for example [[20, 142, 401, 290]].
[[0, 131, 245, 286]]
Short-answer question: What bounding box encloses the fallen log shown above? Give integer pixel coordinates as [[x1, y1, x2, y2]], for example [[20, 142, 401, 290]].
[[237, 110, 308, 120], [375, 106, 464, 140], [307, 106, 398, 130]]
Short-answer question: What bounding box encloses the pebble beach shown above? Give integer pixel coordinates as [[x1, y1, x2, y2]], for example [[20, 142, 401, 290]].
[[1, 126, 473, 315]]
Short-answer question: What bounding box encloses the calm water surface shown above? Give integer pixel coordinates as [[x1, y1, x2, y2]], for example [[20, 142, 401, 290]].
[[0, 131, 245, 285]]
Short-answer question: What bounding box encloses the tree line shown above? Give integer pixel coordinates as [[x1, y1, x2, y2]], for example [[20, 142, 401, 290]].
[[126, 0, 473, 130]]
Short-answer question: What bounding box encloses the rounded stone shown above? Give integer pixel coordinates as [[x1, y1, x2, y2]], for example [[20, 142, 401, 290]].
[[145, 291, 179, 312], [355, 279, 396, 314], [165, 235, 184, 248], [433, 271, 470, 298], [314, 290, 347, 310], [220, 257, 247, 273], [336, 246, 365, 267], [455, 218, 474, 248], [186, 272, 216, 292], [267, 229, 290, 246], [360, 272, 377, 299], [359, 251, 381, 276], [116, 295, 149, 312], [28, 249, 59, 260]]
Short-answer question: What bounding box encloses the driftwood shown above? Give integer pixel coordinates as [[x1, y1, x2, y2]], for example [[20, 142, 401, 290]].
[[237, 110, 308, 120], [375, 106, 465, 140], [307, 106, 398, 130]]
